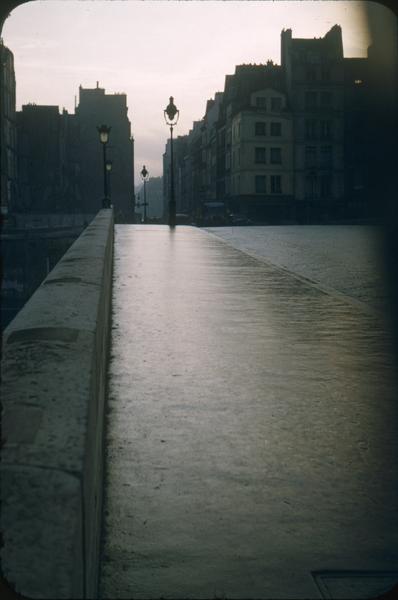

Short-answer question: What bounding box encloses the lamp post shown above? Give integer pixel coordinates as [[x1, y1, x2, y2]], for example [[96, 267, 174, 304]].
[[140, 164, 149, 223], [136, 192, 149, 223], [164, 96, 179, 227], [106, 159, 112, 206], [97, 124, 111, 208]]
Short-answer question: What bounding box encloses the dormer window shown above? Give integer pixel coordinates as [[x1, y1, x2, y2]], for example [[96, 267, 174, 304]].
[[256, 97, 267, 108]]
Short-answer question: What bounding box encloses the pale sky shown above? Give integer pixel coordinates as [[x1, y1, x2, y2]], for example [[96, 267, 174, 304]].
[[2, 0, 377, 182]]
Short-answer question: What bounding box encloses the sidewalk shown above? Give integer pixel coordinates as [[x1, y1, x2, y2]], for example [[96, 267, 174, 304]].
[[100, 225, 398, 599]]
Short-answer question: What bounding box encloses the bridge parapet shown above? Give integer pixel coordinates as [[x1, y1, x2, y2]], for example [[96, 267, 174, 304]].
[[1, 209, 114, 598]]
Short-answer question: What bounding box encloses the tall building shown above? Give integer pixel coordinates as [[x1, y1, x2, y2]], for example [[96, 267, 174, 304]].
[[201, 93, 224, 218], [0, 40, 18, 216], [16, 104, 71, 212], [220, 63, 294, 221], [343, 56, 371, 218], [75, 84, 134, 222], [281, 25, 345, 221]]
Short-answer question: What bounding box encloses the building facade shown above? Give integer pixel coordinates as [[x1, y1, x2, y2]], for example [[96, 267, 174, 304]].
[[343, 56, 371, 218], [281, 25, 345, 222], [0, 41, 18, 216], [163, 25, 370, 225], [75, 84, 135, 222], [16, 104, 70, 213], [229, 85, 294, 221]]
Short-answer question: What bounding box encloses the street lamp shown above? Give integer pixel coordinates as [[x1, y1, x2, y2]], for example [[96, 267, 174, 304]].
[[164, 96, 179, 227], [140, 165, 149, 223], [97, 124, 111, 208], [106, 159, 112, 206]]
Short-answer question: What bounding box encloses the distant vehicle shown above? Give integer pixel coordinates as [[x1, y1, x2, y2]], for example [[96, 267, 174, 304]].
[[228, 214, 254, 226]]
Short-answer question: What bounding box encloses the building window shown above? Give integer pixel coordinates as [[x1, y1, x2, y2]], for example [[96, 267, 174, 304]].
[[7, 149, 13, 173], [320, 120, 331, 139], [354, 79, 363, 85], [305, 173, 317, 198], [320, 174, 331, 198], [255, 147, 266, 164], [256, 96, 267, 108], [270, 147, 282, 164], [320, 91, 332, 107], [306, 68, 317, 82], [305, 119, 317, 139], [255, 122, 266, 136], [321, 67, 331, 81], [305, 146, 317, 166], [306, 51, 320, 64], [320, 145, 332, 165], [305, 91, 317, 108], [271, 97, 282, 111], [271, 175, 282, 194], [255, 175, 266, 193], [270, 122, 282, 136]]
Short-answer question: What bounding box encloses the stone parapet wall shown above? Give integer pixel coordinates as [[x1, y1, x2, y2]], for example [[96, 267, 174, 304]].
[[0, 209, 114, 598]]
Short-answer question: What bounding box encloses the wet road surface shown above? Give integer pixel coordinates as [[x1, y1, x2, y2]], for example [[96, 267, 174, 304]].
[[100, 225, 398, 599], [206, 225, 388, 312]]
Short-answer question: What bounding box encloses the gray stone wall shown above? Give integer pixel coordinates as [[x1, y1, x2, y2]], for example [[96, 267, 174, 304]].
[[1, 209, 114, 598]]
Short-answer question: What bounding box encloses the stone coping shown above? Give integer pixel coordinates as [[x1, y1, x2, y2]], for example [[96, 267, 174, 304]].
[[1, 209, 114, 598]]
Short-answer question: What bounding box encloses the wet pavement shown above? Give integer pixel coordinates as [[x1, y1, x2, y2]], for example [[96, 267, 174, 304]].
[[206, 225, 388, 312], [100, 225, 398, 599]]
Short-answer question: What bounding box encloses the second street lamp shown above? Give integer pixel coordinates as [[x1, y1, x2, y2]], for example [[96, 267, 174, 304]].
[[97, 124, 111, 208], [164, 96, 179, 228], [140, 165, 149, 223], [106, 159, 113, 206]]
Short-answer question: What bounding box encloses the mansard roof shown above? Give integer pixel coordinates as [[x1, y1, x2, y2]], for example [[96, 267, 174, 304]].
[[223, 62, 284, 103], [218, 61, 286, 121], [290, 24, 343, 59]]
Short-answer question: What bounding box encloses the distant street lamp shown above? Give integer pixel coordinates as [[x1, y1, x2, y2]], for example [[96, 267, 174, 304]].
[[164, 96, 179, 228], [97, 124, 111, 208], [140, 165, 149, 223], [106, 159, 113, 205]]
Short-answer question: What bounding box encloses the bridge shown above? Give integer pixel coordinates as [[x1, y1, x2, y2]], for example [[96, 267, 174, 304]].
[[1, 210, 398, 599]]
